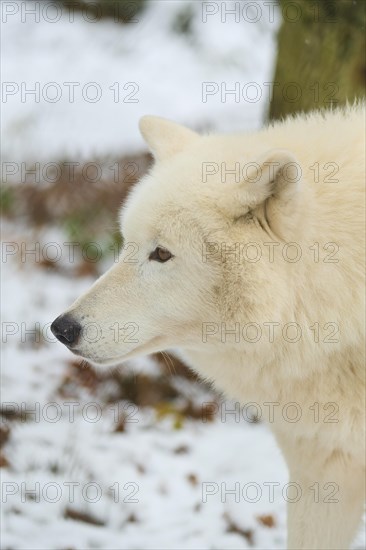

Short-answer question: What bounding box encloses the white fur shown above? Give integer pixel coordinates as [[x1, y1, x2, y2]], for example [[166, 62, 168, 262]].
[[61, 104, 365, 549]]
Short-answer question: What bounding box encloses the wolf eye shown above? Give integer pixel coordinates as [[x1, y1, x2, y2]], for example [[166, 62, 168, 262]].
[[149, 246, 173, 263]]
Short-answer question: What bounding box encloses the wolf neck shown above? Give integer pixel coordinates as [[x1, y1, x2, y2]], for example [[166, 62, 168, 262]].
[[176, 343, 359, 407]]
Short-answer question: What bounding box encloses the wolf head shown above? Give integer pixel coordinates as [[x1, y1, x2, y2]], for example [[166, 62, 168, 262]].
[[51, 116, 303, 367]]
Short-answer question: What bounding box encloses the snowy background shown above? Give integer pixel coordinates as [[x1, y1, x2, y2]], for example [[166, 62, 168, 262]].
[[1, 0, 278, 164], [1, 1, 365, 549]]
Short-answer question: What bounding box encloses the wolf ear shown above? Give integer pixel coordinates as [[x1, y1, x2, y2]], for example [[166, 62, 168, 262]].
[[245, 149, 300, 205], [139, 116, 199, 161], [229, 149, 302, 238]]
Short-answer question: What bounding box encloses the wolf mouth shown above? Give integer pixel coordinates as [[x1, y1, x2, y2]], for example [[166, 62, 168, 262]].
[[71, 335, 166, 366]]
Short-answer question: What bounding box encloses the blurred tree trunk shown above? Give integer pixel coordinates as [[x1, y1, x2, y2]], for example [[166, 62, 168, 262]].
[[269, 0, 366, 120]]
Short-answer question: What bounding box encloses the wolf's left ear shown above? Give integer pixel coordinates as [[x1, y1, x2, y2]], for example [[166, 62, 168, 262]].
[[139, 116, 199, 161], [228, 149, 303, 238]]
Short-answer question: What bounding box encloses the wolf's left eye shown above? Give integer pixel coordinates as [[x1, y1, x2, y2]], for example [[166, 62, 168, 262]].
[[149, 246, 173, 263]]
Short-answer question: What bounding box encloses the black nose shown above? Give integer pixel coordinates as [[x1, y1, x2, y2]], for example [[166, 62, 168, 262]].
[[51, 314, 81, 347]]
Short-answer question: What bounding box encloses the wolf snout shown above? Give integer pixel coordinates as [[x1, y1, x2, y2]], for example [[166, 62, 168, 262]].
[[51, 314, 81, 348]]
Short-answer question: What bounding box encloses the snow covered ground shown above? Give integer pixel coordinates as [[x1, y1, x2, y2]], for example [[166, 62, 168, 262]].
[[1, 1, 365, 549], [1, 0, 279, 165]]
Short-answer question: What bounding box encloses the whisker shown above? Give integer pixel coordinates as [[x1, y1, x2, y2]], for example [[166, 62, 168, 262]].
[[80, 359, 89, 370], [161, 351, 176, 376]]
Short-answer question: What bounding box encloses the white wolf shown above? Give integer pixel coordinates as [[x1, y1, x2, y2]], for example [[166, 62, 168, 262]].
[[52, 104, 365, 549]]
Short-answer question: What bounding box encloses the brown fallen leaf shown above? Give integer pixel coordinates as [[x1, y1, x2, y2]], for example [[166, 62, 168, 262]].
[[224, 512, 254, 546], [64, 507, 105, 526], [257, 514, 276, 528], [0, 425, 10, 448], [187, 473, 198, 486], [174, 444, 190, 454], [0, 454, 10, 468], [126, 513, 139, 523]]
